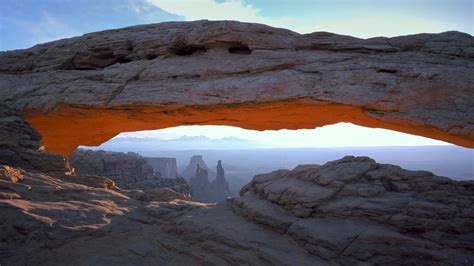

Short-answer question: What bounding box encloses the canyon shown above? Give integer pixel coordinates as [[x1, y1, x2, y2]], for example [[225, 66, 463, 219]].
[[71, 149, 190, 195], [0, 20, 473, 265], [1, 116, 473, 264], [70, 149, 233, 202], [145, 157, 178, 178]]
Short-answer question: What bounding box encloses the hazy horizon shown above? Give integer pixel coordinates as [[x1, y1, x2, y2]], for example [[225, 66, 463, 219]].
[[81, 125, 473, 183], [80, 124, 473, 184], [108, 123, 451, 149]]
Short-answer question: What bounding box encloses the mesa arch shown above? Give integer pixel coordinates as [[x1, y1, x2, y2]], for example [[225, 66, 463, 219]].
[[0, 20, 473, 156]]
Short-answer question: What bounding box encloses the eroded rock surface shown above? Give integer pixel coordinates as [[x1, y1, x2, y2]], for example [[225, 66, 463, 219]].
[[235, 156, 474, 265], [189, 160, 233, 202], [1, 115, 472, 265], [180, 155, 216, 180], [0, 21, 473, 155], [71, 149, 190, 194], [145, 157, 178, 178], [0, 21, 473, 265], [0, 104, 71, 174], [1, 155, 473, 265], [0, 163, 322, 265]]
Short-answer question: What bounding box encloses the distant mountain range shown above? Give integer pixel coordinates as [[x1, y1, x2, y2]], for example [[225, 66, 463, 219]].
[[86, 135, 268, 151]]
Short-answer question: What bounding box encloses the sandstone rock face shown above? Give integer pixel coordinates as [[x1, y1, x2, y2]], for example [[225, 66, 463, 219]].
[[71, 149, 154, 187], [189, 160, 233, 202], [0, 21, 472, 155], [234, 156, 474, 264], [1, 162, 320, 265], [130, 187, 191, 202], [214, 160, 228, 189], [1, 155, 473, 265], [180, 155, 216, 180], [0, 104, 72, 174], [145, 157, 178, 178], [70, 149, 190, 194], [0, 20, 473, 265], [0, 165, 25, 183], [212, 159, 232, 198], [188, 164, 211, 202]]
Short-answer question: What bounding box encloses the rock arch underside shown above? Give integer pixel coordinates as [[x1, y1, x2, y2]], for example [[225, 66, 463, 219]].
[[0, 20, 473, 156]]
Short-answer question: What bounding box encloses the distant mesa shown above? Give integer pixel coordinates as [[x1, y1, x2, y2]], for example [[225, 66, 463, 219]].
[[180, 155, 216, 180], [145, 157, 178, 178], [71, 149, 190, 195]]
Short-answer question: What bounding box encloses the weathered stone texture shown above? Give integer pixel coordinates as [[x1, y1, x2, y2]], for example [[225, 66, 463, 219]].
[[234, 156, 474, 265], [0, 21, 472, 155]]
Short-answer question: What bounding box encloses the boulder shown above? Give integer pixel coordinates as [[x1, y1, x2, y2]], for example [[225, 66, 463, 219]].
[[0, 165, 25, 183], [234, 156, 474, 264]]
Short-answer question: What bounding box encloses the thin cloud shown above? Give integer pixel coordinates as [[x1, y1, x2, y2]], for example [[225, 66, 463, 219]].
[[29, 12, 80, 44], [1, 12, 80, 49], [148, 0, 293, 28], [147, 0, 473, 38]]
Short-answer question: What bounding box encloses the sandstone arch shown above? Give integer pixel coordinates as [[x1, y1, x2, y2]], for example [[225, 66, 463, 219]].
[[0, 20, 473, 156]]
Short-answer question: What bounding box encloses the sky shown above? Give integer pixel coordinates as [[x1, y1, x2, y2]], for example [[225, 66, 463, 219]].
[[1, 0, 471, 147], [1, 0, 472, 51], [116, 123, 450, 147]]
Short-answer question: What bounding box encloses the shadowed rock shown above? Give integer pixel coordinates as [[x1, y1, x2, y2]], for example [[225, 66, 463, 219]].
[[0, 20, 473, 265], [71, 149, 190, 195], [180, 155, 215, 180], [189, 160, 233, 202], [1, 155, 472, 265], [0, 104, 72, 174], [145, 157, 178, 178], [0, 107, 471, 264], [234, 156, 474, 264], [0, 21, 472, 155]]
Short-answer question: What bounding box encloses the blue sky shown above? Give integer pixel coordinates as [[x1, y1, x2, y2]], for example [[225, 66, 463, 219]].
[[0, 0, 181, 50], [1, 0, 472, 51], [1, 0, 471, 146]]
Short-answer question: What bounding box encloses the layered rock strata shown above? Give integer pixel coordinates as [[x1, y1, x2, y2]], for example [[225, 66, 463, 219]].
[[145, 157, 178, 178], [71, 149, 190, 194], [0, 21, 472, 155], [180, 155, 216, 180], [189, 161, 233, 203], [0, 20, 473, 265], [1, 155, 473, 265], [0, 104, 71, 174], [234, 156, 474, 264]]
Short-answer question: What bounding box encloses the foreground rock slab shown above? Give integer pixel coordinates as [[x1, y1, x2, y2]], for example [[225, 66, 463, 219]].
[[1, 155, 473, 265], [0, 20, 473, 155], [235, 156, 474, 264]]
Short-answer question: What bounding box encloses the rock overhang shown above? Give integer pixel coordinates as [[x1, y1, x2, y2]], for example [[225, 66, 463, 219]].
[[0, 20, 473, 156]]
